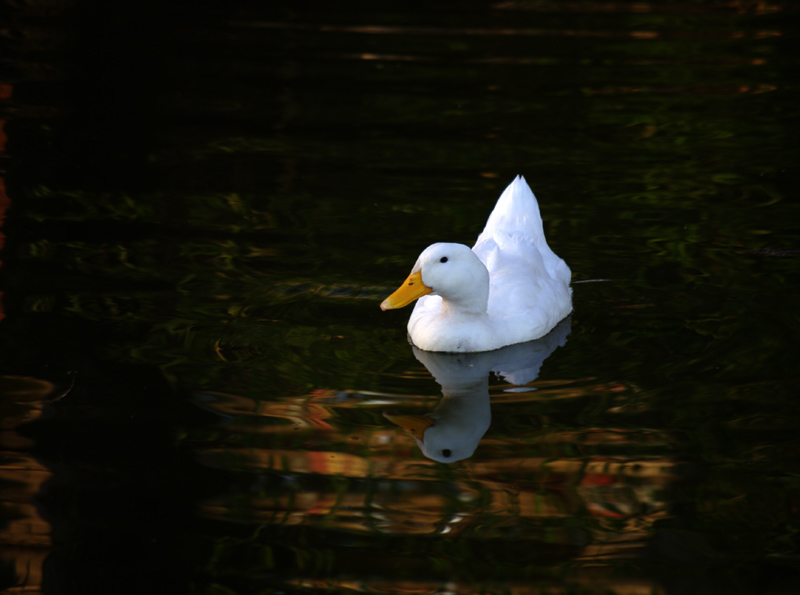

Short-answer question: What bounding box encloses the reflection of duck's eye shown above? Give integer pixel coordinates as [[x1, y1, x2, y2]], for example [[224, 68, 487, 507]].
[[440, 257, 448, 263], [442, 449, 452, 458]]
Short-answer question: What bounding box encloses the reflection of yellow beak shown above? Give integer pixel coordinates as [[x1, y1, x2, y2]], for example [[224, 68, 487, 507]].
[[383, 411, 435, 442], [380, 270, 432, 311]]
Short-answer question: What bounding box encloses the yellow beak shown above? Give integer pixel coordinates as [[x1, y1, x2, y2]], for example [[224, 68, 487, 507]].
[[383, 411, 435, 442], [380, 270, 432, 311]]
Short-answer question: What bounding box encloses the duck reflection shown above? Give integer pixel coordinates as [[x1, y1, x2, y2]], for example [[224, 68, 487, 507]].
[[385, 317, 570, 463]]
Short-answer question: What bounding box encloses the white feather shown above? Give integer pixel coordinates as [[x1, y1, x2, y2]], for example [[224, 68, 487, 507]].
[[402, 176, 572, 352]]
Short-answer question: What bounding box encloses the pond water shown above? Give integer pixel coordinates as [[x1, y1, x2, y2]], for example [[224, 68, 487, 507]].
[[1, 1, 800, 593]]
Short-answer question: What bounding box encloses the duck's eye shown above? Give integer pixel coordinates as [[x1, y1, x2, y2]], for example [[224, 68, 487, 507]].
[[441, 449, 452, 458], [440, 257, 448, 263]]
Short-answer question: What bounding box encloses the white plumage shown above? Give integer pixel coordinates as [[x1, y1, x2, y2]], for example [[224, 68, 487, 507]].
[[381, 176, 572, 352]]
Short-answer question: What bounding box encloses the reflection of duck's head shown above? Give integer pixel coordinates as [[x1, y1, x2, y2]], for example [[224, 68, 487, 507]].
[[384, 380, 490, 463], [385, 318, 571, 463]]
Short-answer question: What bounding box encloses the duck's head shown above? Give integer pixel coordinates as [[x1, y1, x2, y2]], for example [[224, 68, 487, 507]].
[[380, 243, 489, 313]]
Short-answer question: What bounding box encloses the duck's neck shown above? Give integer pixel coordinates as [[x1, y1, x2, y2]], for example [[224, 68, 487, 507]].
[[438, 274, 490, 318]]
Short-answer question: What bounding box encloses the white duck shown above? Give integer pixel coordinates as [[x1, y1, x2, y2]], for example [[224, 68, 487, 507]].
[[381, 176, 572, 352]]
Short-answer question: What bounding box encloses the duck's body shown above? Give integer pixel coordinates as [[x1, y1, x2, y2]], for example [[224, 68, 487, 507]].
[[381, 176, 572, 352]]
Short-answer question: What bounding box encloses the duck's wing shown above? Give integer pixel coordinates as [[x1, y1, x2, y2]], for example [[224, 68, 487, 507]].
[[473, 175, 570, 286], [473, 176, 572, 332]]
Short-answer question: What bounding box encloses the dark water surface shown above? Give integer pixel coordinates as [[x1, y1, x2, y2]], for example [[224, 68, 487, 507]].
[[2, 1, 800, 593]]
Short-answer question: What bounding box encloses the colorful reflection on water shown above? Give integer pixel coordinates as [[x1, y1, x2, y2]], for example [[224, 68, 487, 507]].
[[1, 0, 799, 594]]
